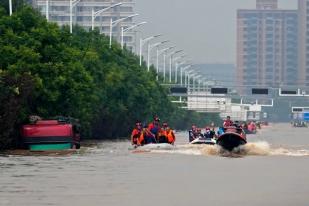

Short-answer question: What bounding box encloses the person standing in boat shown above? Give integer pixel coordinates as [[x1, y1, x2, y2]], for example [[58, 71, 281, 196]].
[[223, 116, 233, 127], [131, 121, 142, 146], [148, 115, 161, 141]]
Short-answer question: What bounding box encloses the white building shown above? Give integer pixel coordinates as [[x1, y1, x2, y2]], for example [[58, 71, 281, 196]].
[[31, 0, 136, 51], [186, 91, 266, 121]]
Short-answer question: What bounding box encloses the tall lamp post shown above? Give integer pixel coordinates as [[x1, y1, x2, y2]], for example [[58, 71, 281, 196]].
[[9, 0, 12, 16], [180, 65, 192, 85], [185, 70, 194, 87], [168, 50, 183, 82], [139, 34, 162, 66], [157, 46, 175, 81], [92, 2, 123, 31], [192, 74, 202, 92], [109, 14, 139, 48], [186, 70, 194, 90], [197, 78, 202, 92], [147, 40, 169, 71], [70, 0, 80, 33], [45, 0, 48, 20], [174, 56, 186, 83], [175, 60, 187, 83], [200, 77, 210, 92], [121, 22, 147, 49]]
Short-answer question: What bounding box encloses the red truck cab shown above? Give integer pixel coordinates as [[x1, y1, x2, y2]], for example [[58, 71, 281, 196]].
[[21, 119, 80, 149]]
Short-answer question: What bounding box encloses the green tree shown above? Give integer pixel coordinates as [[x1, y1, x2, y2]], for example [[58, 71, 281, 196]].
[[0, 4, 221, 150]]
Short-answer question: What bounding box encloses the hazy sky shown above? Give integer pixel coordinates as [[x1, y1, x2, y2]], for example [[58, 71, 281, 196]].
[[134, 0, 297, 64]]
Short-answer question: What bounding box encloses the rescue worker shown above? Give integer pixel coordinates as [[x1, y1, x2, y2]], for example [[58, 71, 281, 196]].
[[233, 121, 242, 129], [217, 127, 225, 136], [234, 121, 243, 134], [189, 124, 198, 142], [161, 122, 176, 145], [142, 124, 157, 144], [148, 115, 161, 140], [196, 128, 204, 139], [204, 127, 216, 139], [131, 121, 142, 146], [242, 122, 248, 130], [158, 122, 168, 143], [223, 116, 233, 127]]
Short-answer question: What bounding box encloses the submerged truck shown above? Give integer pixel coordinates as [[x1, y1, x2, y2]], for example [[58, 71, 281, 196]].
[[21, 118, 80, 151]]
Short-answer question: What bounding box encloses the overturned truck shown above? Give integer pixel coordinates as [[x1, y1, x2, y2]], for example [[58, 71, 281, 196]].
[[21, 117, 81, 151]]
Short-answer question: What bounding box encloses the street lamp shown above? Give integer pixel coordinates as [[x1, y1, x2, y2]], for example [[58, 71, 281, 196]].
[[70, 0, 80, 33], [173, 56, 186, 83], [200, 77, 211, 92], [147, 40, 169, 71], [185, 70, 195, 87], [174, 60, 187, 83], [121, 22, 147, 49], [192, 74, 202, 92], [197, 77, 204, 92], [187, 71, 197, 92], [109, 14, 139, 48], [168, 50, 183, 82], [9, 0, 12, 16], [157, 46, 175, 81], [139, 34, 162, 66], [45, 0, 48, 20], [92, 2, 123, 31], [180, 65, 192, 85]]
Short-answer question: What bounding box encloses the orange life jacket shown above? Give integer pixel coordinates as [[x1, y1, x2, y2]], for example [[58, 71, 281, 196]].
[[137, 132, 145, 145], [165, 129, 175, 144], [131, 129, 142, 145]]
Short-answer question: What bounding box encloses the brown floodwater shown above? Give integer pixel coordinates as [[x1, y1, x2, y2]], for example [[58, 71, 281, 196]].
[[0, 123, 309, 206]]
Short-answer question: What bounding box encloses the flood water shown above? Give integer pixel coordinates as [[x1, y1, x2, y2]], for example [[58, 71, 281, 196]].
[[1, 123, 309, 206]]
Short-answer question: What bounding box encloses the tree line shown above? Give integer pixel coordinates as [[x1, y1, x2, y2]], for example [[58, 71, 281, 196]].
[[0, 3, 221, 150]]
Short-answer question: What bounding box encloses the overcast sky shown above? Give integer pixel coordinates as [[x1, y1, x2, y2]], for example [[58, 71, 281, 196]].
[[134, 0, 297, 64]]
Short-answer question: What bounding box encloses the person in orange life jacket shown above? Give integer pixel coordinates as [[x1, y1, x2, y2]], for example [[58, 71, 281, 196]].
[[223, 116, 233, 127], [161, 122, 176, 144], [148, 116, 161, 139], [143, 124, 157, 144], [131, 121, 142, 145]]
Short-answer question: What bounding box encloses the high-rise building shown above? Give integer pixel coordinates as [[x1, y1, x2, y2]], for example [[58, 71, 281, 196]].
[[30, 0, 136, 51], [237, 0, 298, 92], [298, 0, 309, 86]]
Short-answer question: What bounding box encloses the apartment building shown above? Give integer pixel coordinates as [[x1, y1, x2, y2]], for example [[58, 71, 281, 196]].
[[237, 0, 298, 91], [31, 0, 136, 50]]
